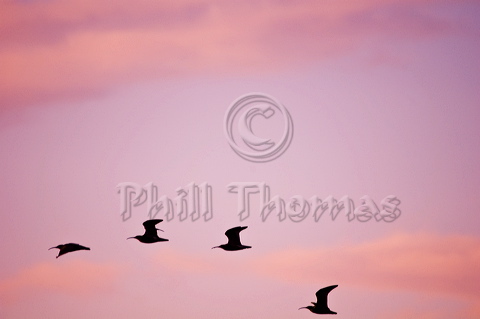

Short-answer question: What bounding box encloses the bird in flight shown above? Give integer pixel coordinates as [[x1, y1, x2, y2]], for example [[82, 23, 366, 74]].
[[127, 219, 169, 243], [49, 243, 90, 258], [299, 285, 338, 315], [212, 226, 251, 251]]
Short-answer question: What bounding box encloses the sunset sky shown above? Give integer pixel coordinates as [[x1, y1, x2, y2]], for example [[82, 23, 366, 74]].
[[1, 1, 480, 318]]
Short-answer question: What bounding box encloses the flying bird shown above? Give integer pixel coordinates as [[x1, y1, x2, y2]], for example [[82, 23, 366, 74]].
[[212, 226, 251, 251], [49, 243, 90, 258], [299, 285, 338, 315], [127, 219, 168, 243]]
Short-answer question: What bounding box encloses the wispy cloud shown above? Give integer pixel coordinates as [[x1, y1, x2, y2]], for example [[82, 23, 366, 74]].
[[375, 308, 450, 319], [148, 233, 480, 318], [151, 247, 254, 276], [152, 247, 217, 274], [0, 260, 125, 305], [463, 303, 480, 319], [151, 232, 480, 300], [0, 0, 471, 110], [375, 301, 480, 319], [251, 232, 480, 299]]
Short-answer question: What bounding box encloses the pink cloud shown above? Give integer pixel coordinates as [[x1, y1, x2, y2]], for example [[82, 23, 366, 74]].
[[151, 247, 252, 276], [0, 260, 125, 305], [375, 308, 452, 319], [376, 309, 443, 319], [463, 303, 480, 319], [251, 232, 480, 299], [152, 248, 217, 274], [375, 301, 480, 319], [0, 0, 470, 110]]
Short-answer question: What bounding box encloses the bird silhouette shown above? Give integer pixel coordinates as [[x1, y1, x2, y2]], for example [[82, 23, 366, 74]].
[[212, 226, 251, 251], [49, 243, 90, 258], [299, 285, 338, 315], [127, 219, 169, 243]]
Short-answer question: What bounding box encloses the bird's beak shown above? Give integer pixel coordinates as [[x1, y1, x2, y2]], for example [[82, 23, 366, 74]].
[[156, 228, 164, 232], [211, 246, 218, 249], [48, 247, 56, 250], [127, 237, 134, 240], [298, 307, 307, 310]]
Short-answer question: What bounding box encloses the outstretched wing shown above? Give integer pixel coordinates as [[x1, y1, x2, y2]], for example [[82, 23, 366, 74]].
[[56, 243, 90, 258], [225, 226, 247, 246], [315, 285, 338, 310], [66, 243, 90, 251], [143, 219, 163, 236]]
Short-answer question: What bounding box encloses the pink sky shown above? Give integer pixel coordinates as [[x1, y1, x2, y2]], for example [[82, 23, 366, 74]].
[[1, 1, 480, 318]]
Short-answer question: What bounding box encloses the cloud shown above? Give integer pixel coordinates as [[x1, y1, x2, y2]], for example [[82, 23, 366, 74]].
[[376, 309, 443, 319], [375, 301, 480, 319], [251, 232, 480, 299], [374, 308, 452, 319], [151, 247, 253, 276], [153, 247, 216, 274], [149, 233, 480, 319], [0, 260, 125, 305], [0, 0, 471, 110], [463, 303, 480, 319]]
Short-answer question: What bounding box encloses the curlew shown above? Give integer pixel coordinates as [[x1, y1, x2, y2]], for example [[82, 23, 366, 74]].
[[127, 219, 168, 243], [299, 285, 338, 315], [212, 226, 251, 251], [49, 243, 90, 258]]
